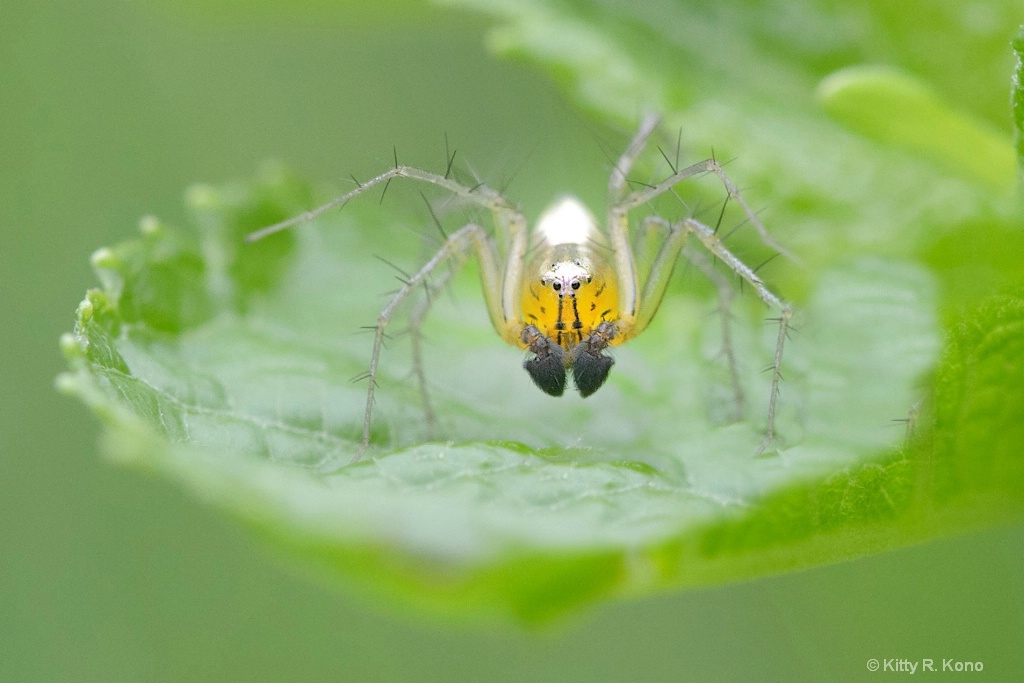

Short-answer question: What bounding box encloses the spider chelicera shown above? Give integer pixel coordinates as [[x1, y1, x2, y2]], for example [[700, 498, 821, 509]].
[[247, 114, 794, 459]]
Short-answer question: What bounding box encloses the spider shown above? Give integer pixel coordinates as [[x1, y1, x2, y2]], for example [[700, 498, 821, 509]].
[[247, 114, 794, 459]]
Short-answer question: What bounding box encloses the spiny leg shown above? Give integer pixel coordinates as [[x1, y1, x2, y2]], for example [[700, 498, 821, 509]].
[[617, 156, 798, 263], [607, 116, 802, 322], [682, 245, 745, 421], [405, 191, 465, 439], [633, 215, 744, 417], [358, 223, 494, 460], [246, 156, 530, 455], [602, 113, 665, 320], [246, 164, 515, 242], [683, 216, 792, 454], [759, 303, 793, 455], [631, 214, 792, 454], [244, 156, 528, 339], [406, 257, 460, 440], [606, 115, 797, 283], [608, 113, 662, 202]]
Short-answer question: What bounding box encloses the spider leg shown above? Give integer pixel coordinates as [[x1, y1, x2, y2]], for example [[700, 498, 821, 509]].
[[759, 303, 793, 455], [358, 222, 504, 459], [618, 157, 798, 263], [407, 260, 459, 441], [247, 165, 513, 241], [247, 159, 531, 456], [629, 214, 792, 453], [604, 115, 663, 322], [682, 245, 745, 422], [609, 112, 662, 202], [608, 116, 799, 327], [683, 215, 792, 453], [628, 215, 687, 338], [633, 213, 746, 417], [249, 164, 530, 346]]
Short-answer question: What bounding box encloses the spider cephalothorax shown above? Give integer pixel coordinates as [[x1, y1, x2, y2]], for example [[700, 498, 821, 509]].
[[519, 198, 620, 396]]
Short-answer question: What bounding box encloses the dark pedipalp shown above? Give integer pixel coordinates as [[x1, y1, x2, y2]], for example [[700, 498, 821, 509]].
[[521, 325, 567, 396], [569, 321, 617, 397]]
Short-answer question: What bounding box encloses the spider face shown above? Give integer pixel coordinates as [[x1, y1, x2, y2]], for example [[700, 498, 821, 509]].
[[541, 259, 590, 297]]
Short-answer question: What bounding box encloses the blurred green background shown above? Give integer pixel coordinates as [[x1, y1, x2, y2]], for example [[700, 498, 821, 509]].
[[2, 1, 1022, 680]]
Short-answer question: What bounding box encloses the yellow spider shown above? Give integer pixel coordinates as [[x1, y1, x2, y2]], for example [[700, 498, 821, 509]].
[[247, 114, 793, 458]]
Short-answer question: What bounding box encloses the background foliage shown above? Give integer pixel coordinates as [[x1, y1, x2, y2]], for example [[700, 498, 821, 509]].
[[4, 0, 1024, 680]]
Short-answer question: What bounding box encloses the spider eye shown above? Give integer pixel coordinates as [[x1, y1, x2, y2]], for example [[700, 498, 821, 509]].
[[552, 281, 561, 291], [571, 281, 581, 290]]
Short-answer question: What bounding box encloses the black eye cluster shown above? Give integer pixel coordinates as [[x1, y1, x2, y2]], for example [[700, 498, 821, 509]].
[[549, 280, 582, 292], [544, 260, 593, 296], [547, 277, 588, 293]]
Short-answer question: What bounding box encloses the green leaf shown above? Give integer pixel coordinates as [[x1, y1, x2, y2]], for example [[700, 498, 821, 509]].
[[449, 0, 1023, 272], [818, 65, 1015, 193], [60, 1, 1024, 622]]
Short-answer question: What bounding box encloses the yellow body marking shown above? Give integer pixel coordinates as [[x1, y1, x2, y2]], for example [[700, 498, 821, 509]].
[[515, 196, 623, 351], [520, 247, 620, 350]]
